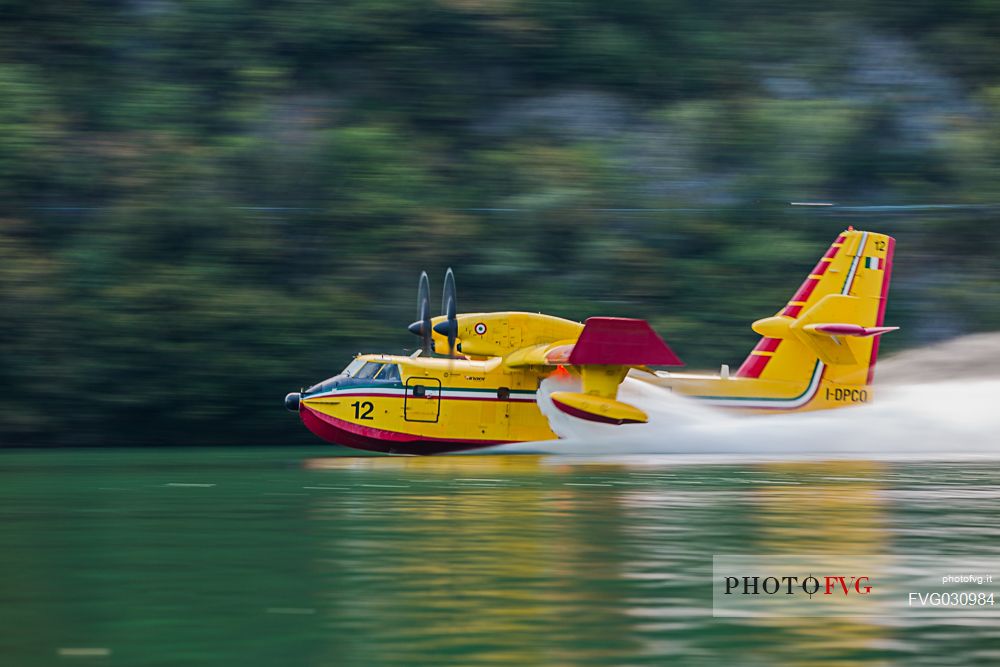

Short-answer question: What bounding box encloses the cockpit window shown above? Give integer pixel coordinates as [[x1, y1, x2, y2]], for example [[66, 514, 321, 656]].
[[375, 364, 401, 383], [352, 362, 384, 380], [342, 358, 366, 378], [338, 359, 399, 383]]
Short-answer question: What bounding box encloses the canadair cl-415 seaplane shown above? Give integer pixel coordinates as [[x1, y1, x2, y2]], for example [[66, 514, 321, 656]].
[[285, 228, 896, 454]]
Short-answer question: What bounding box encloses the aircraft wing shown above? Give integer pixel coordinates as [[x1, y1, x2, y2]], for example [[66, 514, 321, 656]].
[[503, 317, 684, 425], [566, 317, 683, 366], [504, 317, 683, 369]]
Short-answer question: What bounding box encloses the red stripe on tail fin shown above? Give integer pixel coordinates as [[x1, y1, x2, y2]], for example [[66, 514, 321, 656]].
[[734, 353, 771, 379]]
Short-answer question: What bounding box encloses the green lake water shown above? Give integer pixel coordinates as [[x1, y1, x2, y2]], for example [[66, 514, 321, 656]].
[[2, 447, 999, 666]]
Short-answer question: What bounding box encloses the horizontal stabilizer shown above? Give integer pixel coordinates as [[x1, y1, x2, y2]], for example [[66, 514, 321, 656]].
[[787, 294, 900, 366], [804, 323, 900, 338], [568, 317, 683, 366], [550, 391, 648, 425]]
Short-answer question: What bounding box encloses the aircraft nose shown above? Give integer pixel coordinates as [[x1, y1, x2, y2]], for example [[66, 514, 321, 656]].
[[284, 392, 301, 412]]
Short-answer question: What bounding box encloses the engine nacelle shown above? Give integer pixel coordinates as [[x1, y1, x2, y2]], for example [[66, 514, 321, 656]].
[[436, 312, 583, 358]]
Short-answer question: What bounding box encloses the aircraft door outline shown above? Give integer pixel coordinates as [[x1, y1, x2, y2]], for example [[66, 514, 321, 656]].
[[404, 377, 441, 423]]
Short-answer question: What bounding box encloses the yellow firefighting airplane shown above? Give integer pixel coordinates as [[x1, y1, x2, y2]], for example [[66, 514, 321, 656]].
[[285, 228, 896, 454]]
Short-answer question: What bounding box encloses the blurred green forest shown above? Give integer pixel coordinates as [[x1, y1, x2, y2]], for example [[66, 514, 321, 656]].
[[1, 1, 999, 445]]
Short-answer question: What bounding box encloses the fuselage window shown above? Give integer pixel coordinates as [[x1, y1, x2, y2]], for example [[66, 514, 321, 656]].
[[375, 364, 401, 383]]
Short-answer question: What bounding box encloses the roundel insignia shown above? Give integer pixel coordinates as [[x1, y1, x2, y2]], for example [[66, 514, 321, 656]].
[[474, 322, 487, 335]]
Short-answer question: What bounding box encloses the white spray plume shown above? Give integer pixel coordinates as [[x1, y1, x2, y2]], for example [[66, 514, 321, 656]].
[[486, 334, 1000, 461]]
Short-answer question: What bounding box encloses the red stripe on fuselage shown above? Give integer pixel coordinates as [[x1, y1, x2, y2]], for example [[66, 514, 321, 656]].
[[305, 392, 535, 403]]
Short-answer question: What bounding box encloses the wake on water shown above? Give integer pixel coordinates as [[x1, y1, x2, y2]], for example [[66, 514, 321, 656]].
[[484, 334, 1000, 461]]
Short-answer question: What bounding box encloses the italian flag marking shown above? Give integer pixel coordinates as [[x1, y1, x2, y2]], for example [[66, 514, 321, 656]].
[[864, 256, 883, 270]]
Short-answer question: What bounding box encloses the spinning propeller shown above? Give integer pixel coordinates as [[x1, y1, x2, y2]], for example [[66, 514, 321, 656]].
[[437, 268, 458, 356], [408, 268, 460, 357], [407, 271, 433, 355]]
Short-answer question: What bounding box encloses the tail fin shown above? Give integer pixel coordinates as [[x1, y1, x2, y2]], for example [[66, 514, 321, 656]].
[[734, 229, 896, 387]]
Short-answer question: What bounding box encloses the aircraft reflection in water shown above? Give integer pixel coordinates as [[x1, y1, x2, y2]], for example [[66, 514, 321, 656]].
[[302, 456, 892, 664], [303, 455, 642, 664], [287, 229, 897, 454], [739, 462, 891, 661]]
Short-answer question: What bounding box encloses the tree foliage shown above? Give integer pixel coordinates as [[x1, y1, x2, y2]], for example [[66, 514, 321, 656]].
[[1, 1, 998, 445]]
